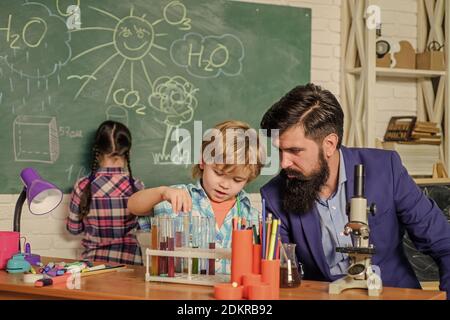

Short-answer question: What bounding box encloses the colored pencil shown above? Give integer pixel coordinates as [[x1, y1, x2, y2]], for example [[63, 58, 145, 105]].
[[273, 221, 281, 260], [261, 198, 266, 258], [267, 219, 278, 260], [265, 214, 272, 259]]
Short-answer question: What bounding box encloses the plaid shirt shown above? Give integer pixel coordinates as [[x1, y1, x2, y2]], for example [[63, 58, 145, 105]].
[[67, 167, 144, 265], [138, 180, 260, 273]]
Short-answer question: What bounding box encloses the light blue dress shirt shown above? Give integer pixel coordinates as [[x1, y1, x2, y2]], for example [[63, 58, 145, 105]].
[[316, 150, 353, 275]]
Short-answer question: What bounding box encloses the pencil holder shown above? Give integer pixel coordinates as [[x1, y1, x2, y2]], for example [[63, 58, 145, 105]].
[[231, 229, 253, 285], [242, 273, 262, 299], [214, 283, 243, 300], [261, 259, 280, 300], [247, 283, 272, 300], [252, 244, 262, 274]]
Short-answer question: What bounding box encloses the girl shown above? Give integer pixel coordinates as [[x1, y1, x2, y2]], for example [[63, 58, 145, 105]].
[[128, 120, 264, 273], [67, 120, 144, 265]]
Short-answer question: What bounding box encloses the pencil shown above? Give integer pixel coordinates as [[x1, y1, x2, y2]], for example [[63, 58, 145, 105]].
[[265, 214, 272, 259], [262, 198, 266, 258], [273, 221, 281, 260], [267, 219, 278, 260]]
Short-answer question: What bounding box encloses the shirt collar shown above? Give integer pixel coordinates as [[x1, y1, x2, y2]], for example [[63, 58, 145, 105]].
[[338, 149, 347, 186], [317, 150, 346, 205], [192, 179, 252, 206], [96, 167, 128, 174]]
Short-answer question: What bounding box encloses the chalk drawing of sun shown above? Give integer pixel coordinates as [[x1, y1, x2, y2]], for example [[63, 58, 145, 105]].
[[71, 6, 167, 102]]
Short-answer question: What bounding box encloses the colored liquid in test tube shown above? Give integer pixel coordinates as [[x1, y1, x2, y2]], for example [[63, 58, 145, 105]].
[[191, 216, 199, 274], [158, 217, 168, 276], [208, 216, 216, 275], [200, 217, 208, 275], [175, 216, 184, 273], [151, 217, 159, 276], [167, 217, 175, 277], [183, 214, 190, 273]]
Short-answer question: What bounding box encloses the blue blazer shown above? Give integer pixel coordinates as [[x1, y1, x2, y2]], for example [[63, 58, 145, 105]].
[[260, 146, 450, 296]]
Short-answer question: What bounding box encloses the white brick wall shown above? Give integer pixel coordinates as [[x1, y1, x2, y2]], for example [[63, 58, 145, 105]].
[[1, 0, 418, 260]]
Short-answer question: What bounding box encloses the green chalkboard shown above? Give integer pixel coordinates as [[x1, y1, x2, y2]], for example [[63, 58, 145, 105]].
[[0, 0, 311, 193]]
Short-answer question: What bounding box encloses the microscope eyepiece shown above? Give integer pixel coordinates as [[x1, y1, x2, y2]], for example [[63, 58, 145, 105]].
[[354, 164, 365, 198]]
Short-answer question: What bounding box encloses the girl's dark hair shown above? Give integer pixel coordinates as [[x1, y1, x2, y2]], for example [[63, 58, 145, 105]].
[[79, 120, 137, 218], [260, 83, 344, 148]]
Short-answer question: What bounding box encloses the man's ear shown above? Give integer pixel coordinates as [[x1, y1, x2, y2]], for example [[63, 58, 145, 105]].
[[322, 133, 339, 158], [199, 157, 204, 170]]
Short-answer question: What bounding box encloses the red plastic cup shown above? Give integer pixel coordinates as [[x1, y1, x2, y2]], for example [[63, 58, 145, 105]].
[[242, 273, 262, 299], [252, 244, 262, 274], [214, 283, 244, 300], [248, 283, 272, 300], [261, 259, 280, 300], [231, 229, 253, 285]]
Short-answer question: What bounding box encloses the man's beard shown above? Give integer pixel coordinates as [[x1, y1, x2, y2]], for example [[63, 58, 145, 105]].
[[281, 150, 330, 214]]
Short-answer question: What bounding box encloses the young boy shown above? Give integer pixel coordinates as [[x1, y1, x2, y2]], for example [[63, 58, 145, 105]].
[[128, 120, 265, 273]]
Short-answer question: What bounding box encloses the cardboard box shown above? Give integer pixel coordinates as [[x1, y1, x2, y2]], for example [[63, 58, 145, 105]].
[[376, 40, 416, 69], [416, 51, 445, 71]]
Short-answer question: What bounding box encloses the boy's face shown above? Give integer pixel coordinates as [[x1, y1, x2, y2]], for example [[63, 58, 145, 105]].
[[200, 164, 250, 202]]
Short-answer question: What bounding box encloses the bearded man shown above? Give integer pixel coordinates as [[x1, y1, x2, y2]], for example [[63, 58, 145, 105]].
[[260, 83, 450, 297]]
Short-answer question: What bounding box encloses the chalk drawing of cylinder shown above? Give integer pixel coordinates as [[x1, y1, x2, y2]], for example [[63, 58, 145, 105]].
[[13, 115, 60, 163]]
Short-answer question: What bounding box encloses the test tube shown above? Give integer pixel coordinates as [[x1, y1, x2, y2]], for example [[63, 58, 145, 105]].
[[175, 216, 184, 273], [191, 216, 200, 274], [151, 217, 159, 276], [200, 217, 208, 275], [158, 217, 168, 276], [167, 217, 175, 277], [208, 216, 216, 275], [183, 214, 190, 273]]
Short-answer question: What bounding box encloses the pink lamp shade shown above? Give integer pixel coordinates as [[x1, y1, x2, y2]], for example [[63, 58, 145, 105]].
[[20, 168, 63, 215]]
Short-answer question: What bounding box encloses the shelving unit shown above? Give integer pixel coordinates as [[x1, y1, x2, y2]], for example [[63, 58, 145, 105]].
[[341, 0, 450, 172], [347, 67, 446, 78]]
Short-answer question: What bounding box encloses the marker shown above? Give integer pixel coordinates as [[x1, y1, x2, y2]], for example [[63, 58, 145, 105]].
[[46, 268, 58, 277], [35, 273, 71, 287], [25, 243, 31, 254]]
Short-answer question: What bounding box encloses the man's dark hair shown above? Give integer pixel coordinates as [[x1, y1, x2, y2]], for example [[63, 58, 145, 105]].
[[260, 83, 344, 148]]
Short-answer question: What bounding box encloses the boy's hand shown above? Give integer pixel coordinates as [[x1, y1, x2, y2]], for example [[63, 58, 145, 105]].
[[160, 187, 192, 213]]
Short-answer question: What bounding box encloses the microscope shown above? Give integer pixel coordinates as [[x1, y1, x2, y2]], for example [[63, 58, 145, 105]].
[[329, 164, 383, 296]]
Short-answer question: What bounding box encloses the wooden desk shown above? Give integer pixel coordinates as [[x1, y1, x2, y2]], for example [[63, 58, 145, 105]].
[[0, 258, 445, 300]]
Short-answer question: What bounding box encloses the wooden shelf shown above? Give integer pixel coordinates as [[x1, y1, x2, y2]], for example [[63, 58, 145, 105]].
[[346, 67, 445, 78]]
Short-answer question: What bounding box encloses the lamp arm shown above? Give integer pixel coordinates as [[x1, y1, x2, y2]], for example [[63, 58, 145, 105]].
[[13, 187, 27, 233]]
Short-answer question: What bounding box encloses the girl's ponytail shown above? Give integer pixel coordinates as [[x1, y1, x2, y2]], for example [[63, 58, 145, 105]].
[[79, 145, 100, 218]]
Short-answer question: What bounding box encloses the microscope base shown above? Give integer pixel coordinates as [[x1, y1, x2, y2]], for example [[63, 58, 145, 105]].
[[329, 276, 382, 296]]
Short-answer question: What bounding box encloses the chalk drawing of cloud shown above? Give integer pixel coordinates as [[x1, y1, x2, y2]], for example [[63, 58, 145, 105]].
[[0, 0, 71, 78], [170, 32, 244, 79]]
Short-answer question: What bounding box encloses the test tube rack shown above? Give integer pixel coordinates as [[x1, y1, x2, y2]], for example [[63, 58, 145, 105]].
[[145, 247, 231, 286]]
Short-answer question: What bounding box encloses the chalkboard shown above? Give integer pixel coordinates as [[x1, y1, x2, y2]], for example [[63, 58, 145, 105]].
[[403, 181, 450, 281], [0, 0, 311, 194]]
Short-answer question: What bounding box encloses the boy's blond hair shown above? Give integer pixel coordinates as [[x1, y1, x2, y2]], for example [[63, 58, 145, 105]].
[[192, 120, 265, 183]]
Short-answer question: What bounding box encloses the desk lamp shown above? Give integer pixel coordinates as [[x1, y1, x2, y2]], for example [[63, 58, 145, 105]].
[[1, 168, 62, 270], [14, 168, 63, 232], [13, 167, 63, 245]]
